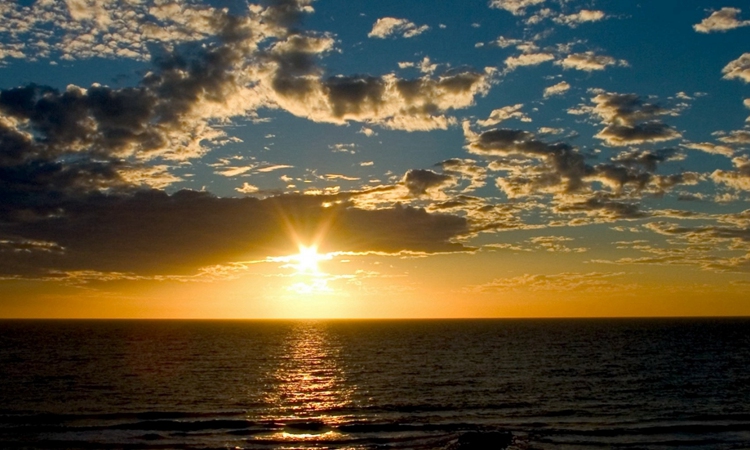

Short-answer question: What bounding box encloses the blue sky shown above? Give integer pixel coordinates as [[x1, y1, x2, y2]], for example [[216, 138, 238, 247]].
[[0, 0, 749, 317]]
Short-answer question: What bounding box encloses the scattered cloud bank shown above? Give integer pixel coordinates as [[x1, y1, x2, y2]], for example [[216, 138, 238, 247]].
[[468, 272, 632, 293], [0, 0, 490, 281], [597, 214, 750, 273], [463, 116, 693, 217], [0, 0, 748, 290]]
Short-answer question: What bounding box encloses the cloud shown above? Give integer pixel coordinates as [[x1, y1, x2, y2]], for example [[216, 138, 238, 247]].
[[265, 67, 495, 131], [398, 57, 438, 74], [488, 0, 546, 16], [3, 0, 496, 147], [577, 91, 682, 146], [543, 81, 570, 98], [464, 121, 691, 208], [358, 127, 377, 137], [552, 193, 648, 221], [722, 53, 750, 83], [718, 130, 750, 145], [465, 125, 595, 197], [694, 7, 750, 33], [487, 235, 587, 253], [492, 36, 524, 48], [539, 127, 564, 134], [323, 173, 359, 181], [683, 142, 735, 157], [236, 182, 260, 194], [218, 166, 255, 177], [505, 52, 555, 70], [469, 272, 630, 293], [711, 155, 750, 191], [403, 169, 456, 197], [368, 17, 429, 39], [256, 164, 294, 173], [597, 219, 750, 273], [0, 191, 470, 278], [553, 10, 606, 27], [437, 158, 488, 192], [0, 0, 273, 63], [611, 148, 681, 172], [557, 52, 626, 71], [476, 104, 531, 127]]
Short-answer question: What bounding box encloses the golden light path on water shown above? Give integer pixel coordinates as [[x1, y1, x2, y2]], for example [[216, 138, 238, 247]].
[[260, 322, 355, 443]]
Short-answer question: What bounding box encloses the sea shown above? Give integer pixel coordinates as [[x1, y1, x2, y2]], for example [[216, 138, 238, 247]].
[[1, 318, 749, 449]]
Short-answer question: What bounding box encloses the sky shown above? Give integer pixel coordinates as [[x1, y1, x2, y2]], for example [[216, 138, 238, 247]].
[[1, 0, 749, 318]]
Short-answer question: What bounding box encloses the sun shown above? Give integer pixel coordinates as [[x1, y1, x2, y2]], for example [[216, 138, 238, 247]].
[[291, 245, 331, 275]]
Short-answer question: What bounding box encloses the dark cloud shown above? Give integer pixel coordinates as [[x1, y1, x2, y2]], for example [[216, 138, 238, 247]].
[[437, 158, 487, 192], [266, 63, 494, 130], [577, 91, 682, 146], [261, 0, 315, 30], [403, 169, 455, 196], [612, 148, 678, 173], [0, 191, 469, 278], [554, 194, 647, 220], [465, 125, 594, 195]]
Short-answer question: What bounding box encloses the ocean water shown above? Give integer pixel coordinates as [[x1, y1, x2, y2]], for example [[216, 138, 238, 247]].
[[1, 318, 749, 449]]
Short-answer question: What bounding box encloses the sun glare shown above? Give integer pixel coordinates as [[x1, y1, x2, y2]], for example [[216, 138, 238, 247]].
[[292, 245, 331, 275]]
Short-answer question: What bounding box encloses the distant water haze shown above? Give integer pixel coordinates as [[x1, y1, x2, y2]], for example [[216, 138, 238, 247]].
[[2, 318, 749, 448]]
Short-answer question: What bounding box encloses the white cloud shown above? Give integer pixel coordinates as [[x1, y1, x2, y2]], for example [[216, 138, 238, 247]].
[[723, 53, 750, 83], [359, 127, 377, 137], [399, 56, 438, 74], [557, 52, 626, 72], [694, 7, 750, 33], [489, 0, 546, 16], [256, 164, 294, 173], [505, 52, 555, 70], [368, 17, 429, 39], [236, 182, 260, 194], [683, 142, 735, 157], [492, 36, 524, 48], [543, 81, 570, 97], [217, 166, 255, 177], [476, 104, 531, 127], [538, 127, 564, 134], [554, 9, 605, 27]]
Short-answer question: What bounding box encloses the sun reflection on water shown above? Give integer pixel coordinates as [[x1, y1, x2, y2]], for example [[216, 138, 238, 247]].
[[261, 322, 355, 442]]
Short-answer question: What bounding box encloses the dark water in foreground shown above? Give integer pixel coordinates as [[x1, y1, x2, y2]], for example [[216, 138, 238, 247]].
[[1, 319, 750, 449]]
